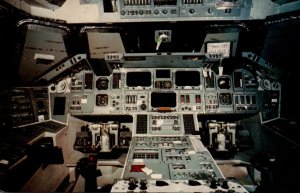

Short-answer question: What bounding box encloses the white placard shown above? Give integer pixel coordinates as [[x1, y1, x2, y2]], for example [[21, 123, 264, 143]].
[[206, 42, 231, 57]]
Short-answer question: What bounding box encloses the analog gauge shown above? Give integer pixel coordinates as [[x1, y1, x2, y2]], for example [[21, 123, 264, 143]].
[[219, 93, 232, 105], [96, 77, 109, 90], [218, 76, 231, 90]]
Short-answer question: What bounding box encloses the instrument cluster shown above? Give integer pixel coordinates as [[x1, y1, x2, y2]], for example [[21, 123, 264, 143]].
[[49, 66, 259, 116]]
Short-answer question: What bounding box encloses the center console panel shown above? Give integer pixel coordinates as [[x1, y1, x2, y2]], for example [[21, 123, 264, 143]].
[[122, 136, 223, 181]]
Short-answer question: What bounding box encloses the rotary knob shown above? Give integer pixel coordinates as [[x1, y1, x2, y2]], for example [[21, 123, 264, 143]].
[[140, 104, 147, 111], [128, 179, 137, 190], [221, 180, 229, 189], [140, 179, 147, 190], [210, 179, 218, 189]]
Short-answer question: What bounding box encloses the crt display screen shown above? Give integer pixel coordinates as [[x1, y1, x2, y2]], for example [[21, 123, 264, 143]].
[[175, 71, 200, 86], [126, 71, 151, 87], [53, 97, 66, 115], [151, 92, 176, 108], [156, 69, 171, 78]]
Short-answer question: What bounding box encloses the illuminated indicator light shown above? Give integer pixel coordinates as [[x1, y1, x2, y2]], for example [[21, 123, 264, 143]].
[[195, 95, 201, 103], [130, 164, 145, 172], [88, 155, 96, 162], [158, 107, 172, 112], [180, 95, 185, 103]]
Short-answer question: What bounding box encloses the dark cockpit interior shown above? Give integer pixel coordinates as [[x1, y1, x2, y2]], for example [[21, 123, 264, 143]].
[[0, 1, 300, 193]]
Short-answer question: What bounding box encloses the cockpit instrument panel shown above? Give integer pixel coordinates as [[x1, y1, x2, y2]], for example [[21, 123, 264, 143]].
[[47, 54, 262, 121], [3, 0, 264, 23], [5, 0, 300, 24], [119, 0, 250, 20]]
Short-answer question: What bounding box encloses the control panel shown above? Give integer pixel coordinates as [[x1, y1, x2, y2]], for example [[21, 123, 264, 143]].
[[1, 52, 282, 193], [4, 0, 259, 23], [0, 0, 292, 191], [49, 57, 260, 118], [111, 178, 249, 193], [122, 136, 223, 180], [119, 0, 248, 19], [7, 87, 50, 127], [112, 135, 249, 193]]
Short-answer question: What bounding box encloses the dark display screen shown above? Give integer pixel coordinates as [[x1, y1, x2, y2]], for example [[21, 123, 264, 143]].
[[154, 0, 177, 6], [151, 92, 176, 107], [126, 71, 152, 87], [175, 71, 200, 86], [53, 97, 66, 115], [156, 69, 171, 78]]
